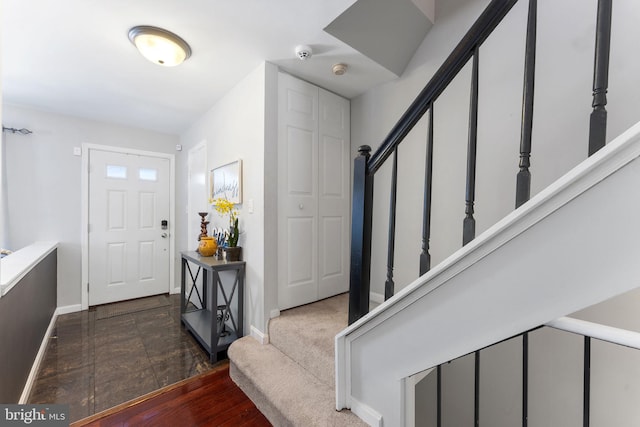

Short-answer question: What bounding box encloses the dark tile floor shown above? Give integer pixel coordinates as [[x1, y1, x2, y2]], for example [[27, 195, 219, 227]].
[[28, 294, 216, 423]]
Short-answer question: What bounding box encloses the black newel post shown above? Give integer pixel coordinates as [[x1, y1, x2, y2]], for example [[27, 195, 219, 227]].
[[588, 0, 612, 156], [349, 145, 374, 325]]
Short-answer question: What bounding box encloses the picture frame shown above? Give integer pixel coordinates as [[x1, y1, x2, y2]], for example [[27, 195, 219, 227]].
[[210, 159, 242, 204]]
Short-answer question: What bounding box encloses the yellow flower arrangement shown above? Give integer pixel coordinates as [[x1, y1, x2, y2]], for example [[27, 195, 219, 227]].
[[211, 198, 239, 247]]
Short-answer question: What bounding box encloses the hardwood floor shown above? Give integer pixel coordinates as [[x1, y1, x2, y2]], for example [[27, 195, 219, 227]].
[[71, 363, 271, 427]]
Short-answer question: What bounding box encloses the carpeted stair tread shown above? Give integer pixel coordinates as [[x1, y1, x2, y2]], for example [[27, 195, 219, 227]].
[[268, 293, 348, 389], [229, 336, 366, 427]]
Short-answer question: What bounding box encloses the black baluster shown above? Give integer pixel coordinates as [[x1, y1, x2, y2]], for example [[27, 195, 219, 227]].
[[523, 333, 528, 427], [475, 350, 480, 426], [385, 149, 398, 300], [420, 105, 435, 276], [437, 364, 442, 427], [588, 0, 613, 156], [463, 49, 479, 246], [516, 0, 537, 209], [583, 336, 591, 427], [349, 146, 374, 325]]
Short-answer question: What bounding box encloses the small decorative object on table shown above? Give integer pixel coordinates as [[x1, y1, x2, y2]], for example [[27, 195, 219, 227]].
[[217, 305, 230, 337], [212, 228, 226, 259], [212, 197, 242, 261], [198, 236, 217, 257], [224, 246, 242, 262], [197, 212, 209, 241], [196, 212, 217, 256]]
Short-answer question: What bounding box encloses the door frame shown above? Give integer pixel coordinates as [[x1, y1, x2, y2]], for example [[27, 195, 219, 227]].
[[80, 143, 176, 310], [187, 141, 207, 248]]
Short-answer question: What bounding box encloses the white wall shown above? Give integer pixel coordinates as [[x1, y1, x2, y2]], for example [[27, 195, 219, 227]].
[[2, 104, 178, 307], [178, 62, 279, 336], [352, 0, 640, 297]]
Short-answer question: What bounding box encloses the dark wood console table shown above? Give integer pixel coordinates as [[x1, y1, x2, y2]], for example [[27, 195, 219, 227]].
[[180, 251, 245, 362]]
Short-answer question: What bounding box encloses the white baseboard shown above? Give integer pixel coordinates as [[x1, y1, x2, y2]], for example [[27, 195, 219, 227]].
[[171, 286, 181, 295], [56, 304, 82, 315], [250, 325, 269, 345], [19, 309, 59, 403], [370, 292, 385, 305], [350, 397, 383, 427]]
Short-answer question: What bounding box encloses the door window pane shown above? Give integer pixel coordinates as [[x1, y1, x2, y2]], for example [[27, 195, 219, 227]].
[[139, 168, 158, 181], [106, 164, 127, 179]]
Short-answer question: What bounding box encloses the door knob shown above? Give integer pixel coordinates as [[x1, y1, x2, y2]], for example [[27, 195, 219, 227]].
[[298, 204, 304, 210], [161, 232, 168, 238]]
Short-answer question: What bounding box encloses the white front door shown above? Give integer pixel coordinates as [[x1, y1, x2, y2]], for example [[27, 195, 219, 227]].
[[88, 149, 171, 306], [278, 73, 350, 310]]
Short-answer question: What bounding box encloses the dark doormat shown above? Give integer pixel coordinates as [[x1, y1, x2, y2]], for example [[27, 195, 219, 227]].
[[95, 294, 171, 320]]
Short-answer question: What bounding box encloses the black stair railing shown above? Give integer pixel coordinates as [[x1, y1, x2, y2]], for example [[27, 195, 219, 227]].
[[424, 317, 638, 427], [349, 0, 613, 325]]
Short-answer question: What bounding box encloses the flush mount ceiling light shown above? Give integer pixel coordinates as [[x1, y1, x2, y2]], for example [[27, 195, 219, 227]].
[[332, 63, 348, 76], [128, 25, 192, 67]]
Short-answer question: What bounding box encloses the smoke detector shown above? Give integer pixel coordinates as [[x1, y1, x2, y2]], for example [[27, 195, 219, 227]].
[[295, 45, 312, 61], [332, 63, 348, 76]]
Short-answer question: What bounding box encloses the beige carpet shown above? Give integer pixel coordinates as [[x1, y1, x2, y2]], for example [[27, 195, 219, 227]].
[[229, 293, 367, 426], [269, 292, 349, 389]]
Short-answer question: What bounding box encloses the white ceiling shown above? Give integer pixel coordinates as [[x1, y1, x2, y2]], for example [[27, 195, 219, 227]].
[[2, 0, 431, 135]]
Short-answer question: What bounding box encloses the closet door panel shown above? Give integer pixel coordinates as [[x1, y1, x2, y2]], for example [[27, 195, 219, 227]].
[[318, 88, 350, 299], [278, 73, 319, 309]]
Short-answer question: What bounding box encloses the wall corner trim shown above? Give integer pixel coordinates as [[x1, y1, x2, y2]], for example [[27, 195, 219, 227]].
[[350, 397, 383, 427], [250, 325, 269, 344]]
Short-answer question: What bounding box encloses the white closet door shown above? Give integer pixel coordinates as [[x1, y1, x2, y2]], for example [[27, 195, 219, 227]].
[[278, 73, 319, 309], [318, 88, 350, 299]]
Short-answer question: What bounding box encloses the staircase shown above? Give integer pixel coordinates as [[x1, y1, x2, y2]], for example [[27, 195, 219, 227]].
[[229, 0, 633, 424], [228, 293, 366, 426]]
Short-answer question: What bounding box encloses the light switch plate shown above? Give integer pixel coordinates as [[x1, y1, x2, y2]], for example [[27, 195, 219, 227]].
[[73, 147, 82, 156], [247, 199, 254, 214]]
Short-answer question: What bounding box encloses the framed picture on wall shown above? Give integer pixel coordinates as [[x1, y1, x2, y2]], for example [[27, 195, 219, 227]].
[[210, 159, 242, 204]]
